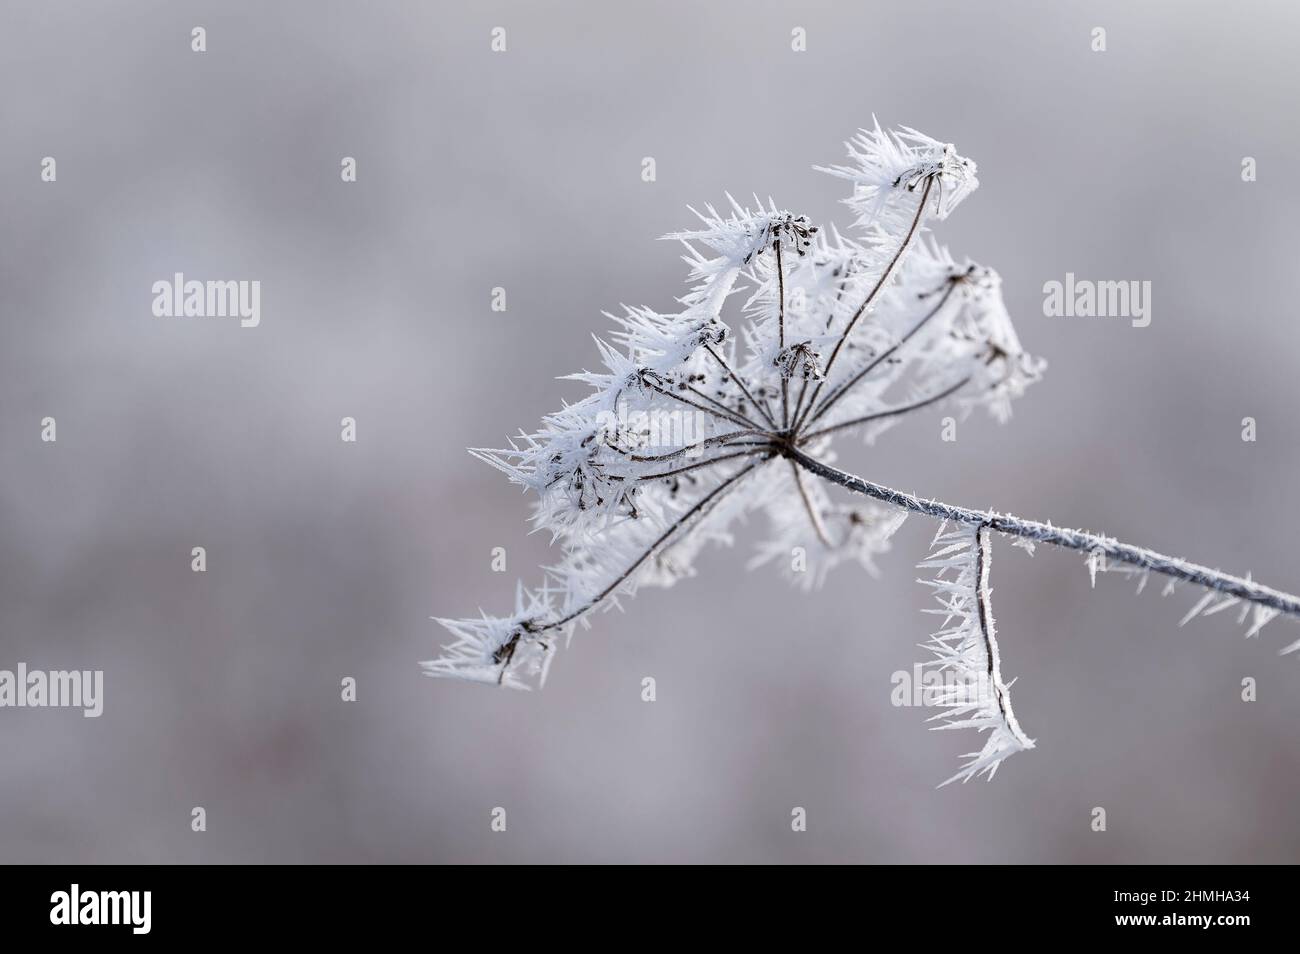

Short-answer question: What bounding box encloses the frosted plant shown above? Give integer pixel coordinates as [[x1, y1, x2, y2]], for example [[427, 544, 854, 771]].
[[918, 523, 1034, 785], [427, 121, 1300, 784]]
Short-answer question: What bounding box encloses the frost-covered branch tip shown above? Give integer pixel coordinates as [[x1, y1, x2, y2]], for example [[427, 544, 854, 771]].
[[428, 120, 1300, 785]]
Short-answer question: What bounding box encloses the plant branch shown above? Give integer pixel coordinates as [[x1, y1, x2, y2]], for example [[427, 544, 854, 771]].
[[789, 459, 835, 548], [607, 447, 769, 483], [798, 374, 971, 444], [641, 378, 761, 432], [802, 280, 957, 431], [788, 447, 1300, 618], [825, 257, 861, 332], [794, 178, 934, 433], [677, 379, 767, 431], [973, 525, 1027, 743], [790, 374, 812, 436], [629, 429, 766, 463], [534, 456, 772, 634], [702, 344, 779, 431], [776, 239, 789, 429]]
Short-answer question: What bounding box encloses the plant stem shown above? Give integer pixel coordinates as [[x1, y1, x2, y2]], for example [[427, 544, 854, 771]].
[[703, 344, 779, 431], [793, 177, 933, 434], [534, 456, 770, 633], [677, 379, 766, 431], [629, 429, 766, 463], [607, 447, 768, 482], [798, 374, 971, 444], [788, 447, 1300, 618], [775, 239, 790, 429], [788, 459, 835, 548], [803, 280, 957, 431], [641, 378, 758, 431]]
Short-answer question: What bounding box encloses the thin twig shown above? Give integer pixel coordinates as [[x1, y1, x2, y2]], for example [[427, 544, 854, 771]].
[[534, 456, 772, 633], [678, 379, 767, 431], [702, 343, 779, 430], [795, 178, 934, 434], [641, 378, 761, 431], [803, 280, 957, 431], [629, 429, 766, 463], [798, 375, 970, 444], [607, 448, 768, 482], [790, 374, 812, 436], [789, 459, 835, 548], [825, 258, 859, 332], [776, 239, 789, 430]]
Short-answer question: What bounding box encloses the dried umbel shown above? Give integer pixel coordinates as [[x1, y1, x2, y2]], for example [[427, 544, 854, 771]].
[[428, 121, 1300, 784]]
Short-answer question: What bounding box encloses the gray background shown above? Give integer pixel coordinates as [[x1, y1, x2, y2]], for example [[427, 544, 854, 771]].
[[2, 1, 1298, 863]]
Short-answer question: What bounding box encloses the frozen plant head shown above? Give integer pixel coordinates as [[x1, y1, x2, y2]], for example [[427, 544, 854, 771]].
[[428, 124, 1026, 679], [428, 121, 1300, 785]]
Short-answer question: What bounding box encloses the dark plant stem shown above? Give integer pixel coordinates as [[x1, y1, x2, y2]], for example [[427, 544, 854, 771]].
[[679, 380, 767, 431], [803, 280, 957, 430], [775, 240, 789, 429], [533, 456, 770, 634], [788, 459, 834, 548], [629, 429, 766, 462], [642, 379, 757, 431], [608, 447, 768, 482], [798, 375, 971, 444], [703, 344, 779, 431], [793, 177, 934, 433]]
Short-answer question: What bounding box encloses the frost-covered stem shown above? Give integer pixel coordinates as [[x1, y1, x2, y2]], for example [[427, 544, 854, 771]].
[[799, 374, 971, 444], [788, 459, 834, 548], [641, 378, 759, 431], [791, 375, 811, 434], [793, 177, 933, 434], [703, 344, 779, 430], [629, 429, 766, 462], [611, 447, 769, 482], [804, 280, 957, 430], [677, 379, 766, 431], [825, 258, 860, 332], [534, 456, 771, 633], [974, 525, 1029, 744], [775, 239, 790, 429], [789, 447, 1300, 618]]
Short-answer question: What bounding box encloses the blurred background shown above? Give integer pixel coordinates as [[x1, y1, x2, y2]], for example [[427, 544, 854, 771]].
[[2, 0, 1299, 863]]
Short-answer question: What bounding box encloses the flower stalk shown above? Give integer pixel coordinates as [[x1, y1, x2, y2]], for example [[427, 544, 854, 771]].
[[787, 446, 1300, 620]]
